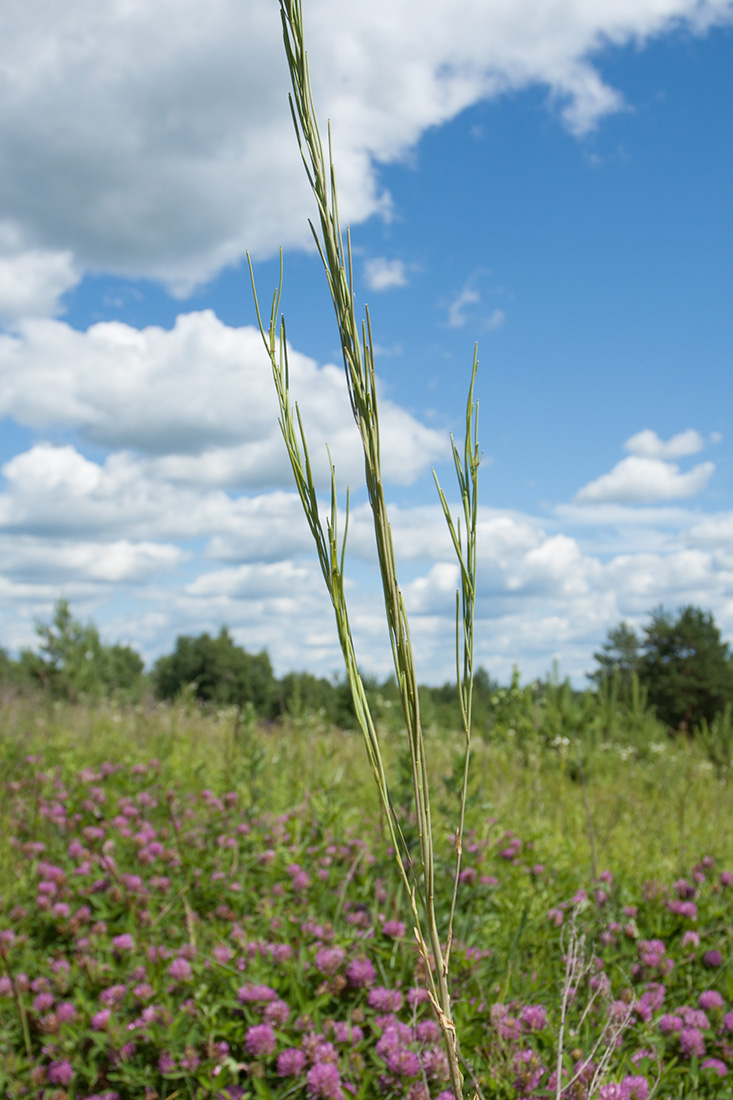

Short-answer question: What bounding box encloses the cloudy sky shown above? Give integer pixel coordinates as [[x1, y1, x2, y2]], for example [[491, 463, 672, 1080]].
[[1, 0, 732, 687]]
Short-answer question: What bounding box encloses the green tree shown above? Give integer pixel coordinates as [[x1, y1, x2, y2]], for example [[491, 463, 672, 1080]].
[[0, 645, 16, 684], [278, 670, 339, 721], [591, 621, 641, 693], [421, 666, 494, 732], [104, 642, 146, 696], [152, 627, 277, 714], [639, 605, 733, 731], [19, 599, 144, 701]]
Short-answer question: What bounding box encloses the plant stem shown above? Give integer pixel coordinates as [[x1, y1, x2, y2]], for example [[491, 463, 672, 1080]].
[[247, 3, 482, 1093], [0, 949, 32, 1063]]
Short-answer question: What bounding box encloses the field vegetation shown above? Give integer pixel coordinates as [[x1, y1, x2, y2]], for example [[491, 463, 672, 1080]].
[[1, 685, 732, 1099]]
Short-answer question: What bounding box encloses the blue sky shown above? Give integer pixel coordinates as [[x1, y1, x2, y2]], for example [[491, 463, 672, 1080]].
[[0, 0, 732, 687]]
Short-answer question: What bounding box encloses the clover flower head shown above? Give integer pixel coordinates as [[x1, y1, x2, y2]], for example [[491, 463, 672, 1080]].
[[306, 1061, 345, 1099], [278, 1047, 306, 1077], [245, 1023, 276, 1058], [168, 957, 192, 981], [679, 1027, 706, 1058]]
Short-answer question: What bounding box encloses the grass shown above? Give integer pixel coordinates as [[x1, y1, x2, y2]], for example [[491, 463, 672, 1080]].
[[3, 692, 733, 890]]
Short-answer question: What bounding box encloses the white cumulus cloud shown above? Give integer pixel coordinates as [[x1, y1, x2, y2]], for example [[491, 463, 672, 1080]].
[[0, 251, 79, 326], [0, 535, 184, 585], [448, 285, 481, 329], [364, 258, 409, 291], [0, 0, 731, 290], [624, 428, 706, 460], [1, 431, 733, 684], [0, 312, 447, 486], [574, 455, 715, 504]]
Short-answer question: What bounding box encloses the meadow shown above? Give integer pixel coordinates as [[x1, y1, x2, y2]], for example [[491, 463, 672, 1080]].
[[1, 690, 732, 1100], [4, 3, 730, 1096]]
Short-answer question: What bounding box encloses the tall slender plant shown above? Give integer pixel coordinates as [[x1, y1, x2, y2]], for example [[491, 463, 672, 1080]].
[[249, 1, 480, 1094]]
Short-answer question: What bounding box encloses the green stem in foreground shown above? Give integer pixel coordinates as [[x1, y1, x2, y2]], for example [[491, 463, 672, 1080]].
[[434, 348, 480, 969], [249, 2, 482, 1094]]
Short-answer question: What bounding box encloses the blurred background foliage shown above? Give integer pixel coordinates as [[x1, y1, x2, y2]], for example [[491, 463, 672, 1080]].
[[2, 600, 733, 775]]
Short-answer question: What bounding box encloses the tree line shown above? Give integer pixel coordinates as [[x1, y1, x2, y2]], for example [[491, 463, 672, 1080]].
[[2, 599, 732, 735], [0, 599, 494, 728]]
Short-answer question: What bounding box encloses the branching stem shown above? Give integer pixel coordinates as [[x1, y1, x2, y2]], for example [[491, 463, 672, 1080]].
[[248, 3, 481, 1094]]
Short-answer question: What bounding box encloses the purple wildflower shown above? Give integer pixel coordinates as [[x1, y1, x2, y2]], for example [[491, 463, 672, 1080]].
[[636, 986, 664, 1021], [638, 938, 665, 968], [245, 1023, 276, 1058], [332, 1022, 363, 1044], [237, 983, 277, 1004], [111, 933, 135, 952], [33, 992, 54, 1013], [368, 987, 403, 1013], [48, 1060, 74, 1086], [264, 998, 291, 1026], [271, 943, 293, 964], [376, 1022, 421, 1079], [674, 878, 696, 898], [702, 1057, 727, 1076], [180, 1047, 200, 1071], [699, 990, 723, 1011], [100, 984, 127, 1007], [306, 1061, 345, 1099], [168, 957, 192, 982], [421, 1047, 450, 1083], [91, 1008, 111, 1031], [659, 1014, 683, 1033], [57, 1001, 77, 1023], [407, 987, 429, 1007], [490, 1003, 521, 1041], [621, 1076, 649, 1099], [667, 899, 698, 919], [703, 949, 723, 968], [679, 1027, 706, 1058], [416, 1020, 442, 1043], [315, 946, 346, 975], [521, 1004, 549, 1030], [392, 1048, 421, 1077], [512, 1049, 544, 1093], [313, 1039, 338, 1064], [680, 1006, 710, 1029], [346, 957, 375, 988], [278, 1047, 306, 1076]]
